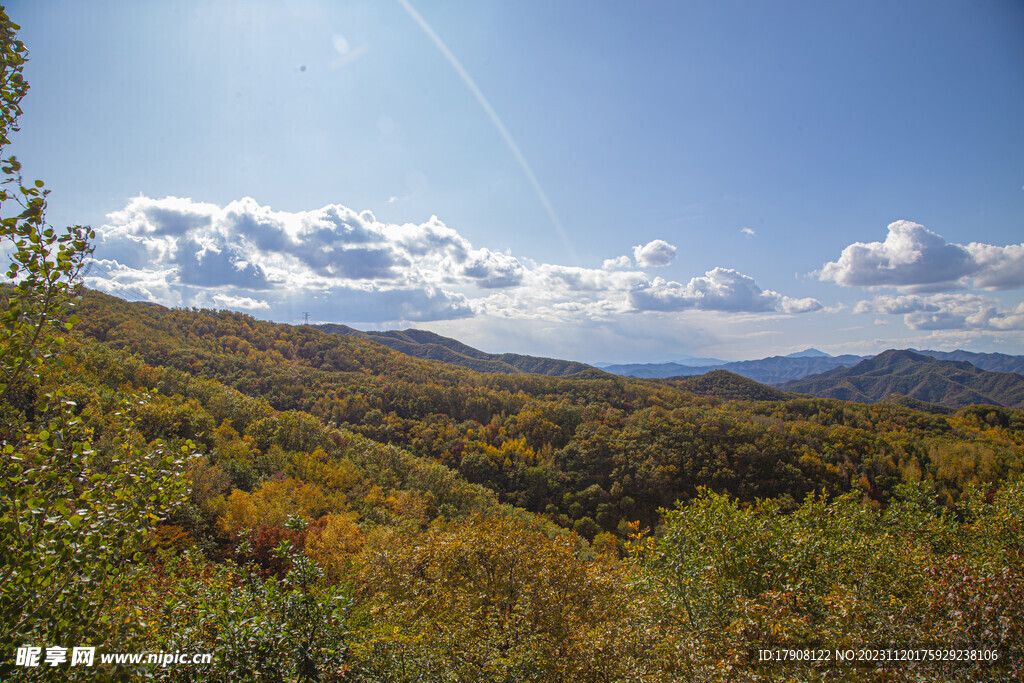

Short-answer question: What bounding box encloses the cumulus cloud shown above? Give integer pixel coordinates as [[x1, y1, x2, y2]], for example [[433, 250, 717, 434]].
[[97, 196, 484, 292], [602, 255, 632, 270], [176, 238, 271, 289], [461, 248, 524, 288], [87, 195, 821, 327], [819, 221, 977, 290], [780, 296, 826, 314], [537, 264, 643, 294], [965, 242, 1024, 290], [853, 293, 1024, 331], [629, 267, 823, 314], [90, 196, 487, 322], [740, 227, 755, 237], [305, 285, 473, 322], [633, 239, 677, 267], [819, 220, 1024, 292], [460, 264, 646, 324], [84, 259, 181, 306], [853, 295, 927, 316]]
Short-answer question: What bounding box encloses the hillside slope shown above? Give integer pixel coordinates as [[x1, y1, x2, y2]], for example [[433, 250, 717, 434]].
[[666, 369, 795, 401], [781, 349, 1024, 409], [318, 324, 595, 376], [915, 349, 1024, 375], [72, 291, 1024, 532]]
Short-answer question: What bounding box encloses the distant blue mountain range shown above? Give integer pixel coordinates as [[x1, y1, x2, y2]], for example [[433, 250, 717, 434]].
[[601, 348, 1024, 385], [314, 325, 1024, 391]]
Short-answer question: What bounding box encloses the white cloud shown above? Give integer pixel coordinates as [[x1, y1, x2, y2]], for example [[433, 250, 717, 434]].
[[818, 220, 977, 290], [852, 295, 926, 316], [91, 196, 484, 323], [965, 242, 1024, 290], [602, 255, 632, 270], [210, 294, 270, 310], [740, 227, 755, 237], [853, 293, 1024, 331], [98, 196, 482, 293], [629, 267, 823, 314], [819, 220, 1024, 292], [461, 248, 524, 288], [84, 259, 182, 306], [632, 239, 677, 267], [536, 264, 644, 294], [306, 285, 473, 322], [780, 296, 825, 314], [462, 265, 645, 324], [87, 196, 822, 331]]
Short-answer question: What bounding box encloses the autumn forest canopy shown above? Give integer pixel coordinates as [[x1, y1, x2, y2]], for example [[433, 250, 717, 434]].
[[1, 8, 1023, 683]]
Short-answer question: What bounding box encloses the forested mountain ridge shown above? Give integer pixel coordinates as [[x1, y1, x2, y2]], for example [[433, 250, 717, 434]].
[[8, 287, 1024, 680], [781, 349, 1024, 410], [665, 369, 796, 401], [312, 318, 1024, 389], [915, 348, 1024, 374], [317, 323, 596, 376], [600, 360, 723, 378], [74, 290, 1024, 524], [60, 290, 1024, 678], [708, 354, 868, 385]]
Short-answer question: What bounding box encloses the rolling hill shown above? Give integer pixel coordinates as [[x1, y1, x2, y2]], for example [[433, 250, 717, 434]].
[[317, 324, 596, 376], [781, 349, 1024, 409], [667, 369, 795, 401]]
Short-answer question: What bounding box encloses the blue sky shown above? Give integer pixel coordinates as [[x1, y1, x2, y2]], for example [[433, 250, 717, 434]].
[[6, 0, 1024, 362]]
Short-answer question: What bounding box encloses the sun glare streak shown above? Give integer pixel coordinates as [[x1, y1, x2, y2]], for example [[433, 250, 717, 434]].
[[396, 0, 577, 263]]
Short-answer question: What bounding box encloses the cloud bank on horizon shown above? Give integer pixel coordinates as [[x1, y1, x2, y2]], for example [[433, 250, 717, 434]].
[[86, 195, 825, 325], [83, 198, 1024, 358]]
